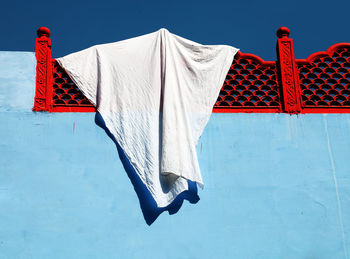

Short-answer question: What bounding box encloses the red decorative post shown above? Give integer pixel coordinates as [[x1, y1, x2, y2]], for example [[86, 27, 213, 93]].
[[276, 27, 302, 114], [33, 27, 53, 111]]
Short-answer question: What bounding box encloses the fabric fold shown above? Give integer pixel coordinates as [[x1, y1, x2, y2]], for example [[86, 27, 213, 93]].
[[57, 28, 239, 207]]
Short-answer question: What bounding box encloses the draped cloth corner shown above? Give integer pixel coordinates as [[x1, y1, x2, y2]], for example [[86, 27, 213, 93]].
[[57, 28, 239, 207]]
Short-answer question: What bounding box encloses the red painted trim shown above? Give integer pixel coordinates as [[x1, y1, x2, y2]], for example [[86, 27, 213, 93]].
[[52, 106, 96, 112], [213, 106, 350, 114], [235, 51, 275, 66], [300, 107, 350, 114], [296, 43, 350, 65], [276, 27, 302, 114], [46, 58, 53, 111], [213, 107, 281, 113], [33, 27, 52, 112]]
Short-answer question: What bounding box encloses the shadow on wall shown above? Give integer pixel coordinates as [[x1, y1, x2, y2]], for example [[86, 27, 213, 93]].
[[94, 113, 200, 225]]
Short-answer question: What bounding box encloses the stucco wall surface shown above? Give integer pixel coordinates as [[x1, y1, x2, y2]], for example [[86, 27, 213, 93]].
[[0, 52, 349, 259]]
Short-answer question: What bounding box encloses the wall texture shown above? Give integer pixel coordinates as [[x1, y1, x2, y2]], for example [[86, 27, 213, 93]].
[[0, 52, 349, 259]]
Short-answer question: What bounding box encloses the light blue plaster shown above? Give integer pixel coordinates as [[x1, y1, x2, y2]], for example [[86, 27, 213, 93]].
[[0, 51, 35, 112], [0, 52, 349, 259]]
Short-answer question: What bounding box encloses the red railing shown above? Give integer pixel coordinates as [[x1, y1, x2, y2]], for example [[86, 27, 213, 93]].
[[214, 51, 280, 113], [51, 61, 95, 112], [296, 43, 350, 113], [33, 27, 350, 114]]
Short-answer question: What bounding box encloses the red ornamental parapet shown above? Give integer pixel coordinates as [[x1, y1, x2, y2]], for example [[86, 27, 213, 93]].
[[33, 27, 350, 114], [296, 43, 350, 113], [33, 27, 95, 112], [215, 51, 280, 113]]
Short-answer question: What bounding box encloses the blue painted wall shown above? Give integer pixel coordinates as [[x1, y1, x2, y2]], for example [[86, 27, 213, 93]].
[[0, 52, 349, 258]]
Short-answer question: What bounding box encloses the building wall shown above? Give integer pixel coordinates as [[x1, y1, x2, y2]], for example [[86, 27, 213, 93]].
[[0, 52, 349, 258]]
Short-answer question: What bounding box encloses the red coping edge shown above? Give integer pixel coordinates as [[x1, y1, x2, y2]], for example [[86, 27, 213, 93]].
[[296, 43, 350, 65]]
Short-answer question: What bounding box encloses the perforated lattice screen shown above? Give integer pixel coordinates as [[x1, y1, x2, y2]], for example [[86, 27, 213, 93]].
[[52, 61, 94, 107], [298, 47, 350, 107], [50, 47, 350, 111], [215, 58, 280, 107], [33, 26, 350, 113]]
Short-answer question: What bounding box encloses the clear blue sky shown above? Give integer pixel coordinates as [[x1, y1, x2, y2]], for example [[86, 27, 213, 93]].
[[1, 0, 349, 60]]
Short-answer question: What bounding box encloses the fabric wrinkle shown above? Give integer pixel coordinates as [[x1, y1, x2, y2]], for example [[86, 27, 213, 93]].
[[57, 28, 239, 207]]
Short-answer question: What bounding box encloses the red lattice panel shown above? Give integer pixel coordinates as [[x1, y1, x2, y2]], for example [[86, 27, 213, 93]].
[[33, 26, 350, 114], [298, 46, 350, 107], [214, 53, 281, 112], [52, 61, 95, 111]]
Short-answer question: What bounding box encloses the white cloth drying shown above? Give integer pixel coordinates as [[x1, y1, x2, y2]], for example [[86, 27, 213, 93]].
[[57, 29, 238, 207]]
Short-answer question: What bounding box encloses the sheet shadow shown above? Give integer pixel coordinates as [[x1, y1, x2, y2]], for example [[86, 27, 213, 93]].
[[95, 112, 200, 225]]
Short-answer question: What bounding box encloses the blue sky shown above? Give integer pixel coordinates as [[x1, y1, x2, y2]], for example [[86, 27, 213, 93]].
[[1, 0, 349, 60]]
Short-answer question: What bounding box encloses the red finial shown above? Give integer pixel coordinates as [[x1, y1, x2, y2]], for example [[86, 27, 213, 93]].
[[37, 27, 51, 38], [277, 27, 290, 38]]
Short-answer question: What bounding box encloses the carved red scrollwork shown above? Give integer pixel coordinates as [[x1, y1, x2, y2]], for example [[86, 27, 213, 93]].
[[276, 27, 302, 114], [33, 27, 53, 111]]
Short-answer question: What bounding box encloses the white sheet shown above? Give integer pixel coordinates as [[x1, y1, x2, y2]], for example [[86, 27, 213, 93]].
[[57, 28, 238, 207]]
